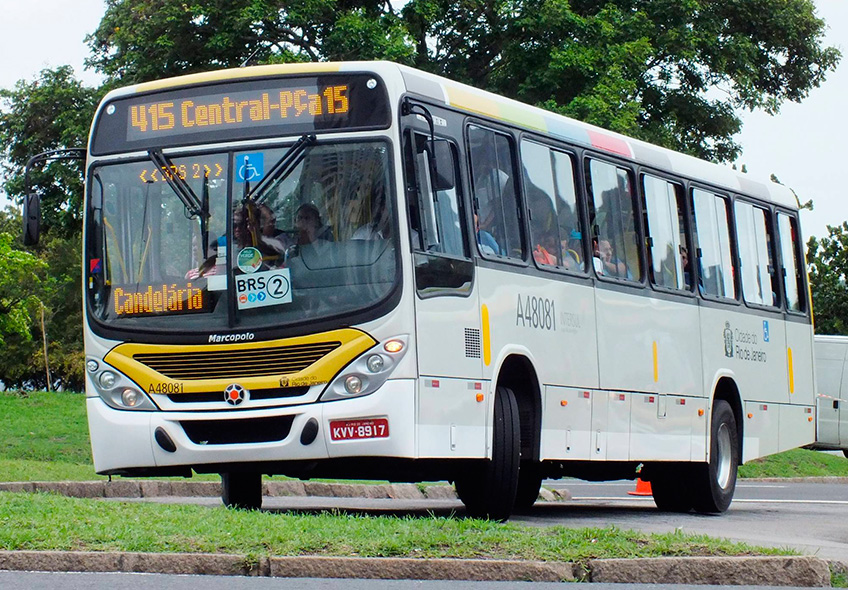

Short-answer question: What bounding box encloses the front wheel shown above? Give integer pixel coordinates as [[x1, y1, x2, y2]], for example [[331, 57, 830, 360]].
[[455, 385, 520, 521], [692, 400, 739, 513], [221, 472, 262, 510]]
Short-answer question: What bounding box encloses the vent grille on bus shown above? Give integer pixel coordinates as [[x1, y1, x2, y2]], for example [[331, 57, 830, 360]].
[[133, 342, 341, 380], [180, 415, 295, 445], [464, 328, 481, 359]]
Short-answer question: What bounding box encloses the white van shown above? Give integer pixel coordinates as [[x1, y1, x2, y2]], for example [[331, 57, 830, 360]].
[[812, 335, 848, 456]]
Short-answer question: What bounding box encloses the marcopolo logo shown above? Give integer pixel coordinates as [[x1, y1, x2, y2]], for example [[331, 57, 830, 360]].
[[208, 332, 255, 343]]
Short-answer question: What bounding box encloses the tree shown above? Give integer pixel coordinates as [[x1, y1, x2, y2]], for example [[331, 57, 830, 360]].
[[85, 0, 840, 162], [0, 66, 101, 237], [807, 224, 848, 335]]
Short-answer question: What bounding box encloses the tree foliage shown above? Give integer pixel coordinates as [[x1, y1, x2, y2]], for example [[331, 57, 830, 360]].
[[85, 0, 840, 162], [807, 224, 848, 335], [0, 66, 101, 236]]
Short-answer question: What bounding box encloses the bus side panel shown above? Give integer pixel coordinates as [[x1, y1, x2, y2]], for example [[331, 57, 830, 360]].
[[628, 392, 693, 461], [786, 321, 815, 407], [417, 377, 488, 458], [540, 385, 592, 460], [778, 404, 816, 454], [743, 401, 779, 462], [477, 268, 599, 389], [595, 287, 654, 393], [606, 391, 631, 461]]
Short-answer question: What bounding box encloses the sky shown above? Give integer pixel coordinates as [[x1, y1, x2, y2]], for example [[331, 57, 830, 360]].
[[0, 0, 846, 241]]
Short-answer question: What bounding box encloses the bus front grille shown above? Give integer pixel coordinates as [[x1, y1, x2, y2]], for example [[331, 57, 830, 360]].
[[180, 415, 295, 445], [133, 342, 341, 380]]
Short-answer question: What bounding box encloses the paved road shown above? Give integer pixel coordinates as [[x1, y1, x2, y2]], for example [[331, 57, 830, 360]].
[[0, 571, 824, 590], [118, 479, 848, 562]]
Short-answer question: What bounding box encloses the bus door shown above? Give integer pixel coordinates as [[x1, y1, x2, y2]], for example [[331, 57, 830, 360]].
[[403, 120, 486, 459]]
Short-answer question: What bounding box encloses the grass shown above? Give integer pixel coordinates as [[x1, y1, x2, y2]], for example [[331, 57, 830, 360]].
[[3, 390, 848, 482], [0, 491, 789, 564]]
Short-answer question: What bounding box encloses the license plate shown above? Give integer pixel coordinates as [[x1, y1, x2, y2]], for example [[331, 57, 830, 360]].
[[329, 418, 389, 441]]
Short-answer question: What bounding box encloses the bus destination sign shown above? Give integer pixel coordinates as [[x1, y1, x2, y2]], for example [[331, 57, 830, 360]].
[[127, 84, 350, 141], [91, 74, 390, 155]]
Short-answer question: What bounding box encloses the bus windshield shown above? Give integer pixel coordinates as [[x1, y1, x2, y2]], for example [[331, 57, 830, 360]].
[[86, 140, 397, 336]]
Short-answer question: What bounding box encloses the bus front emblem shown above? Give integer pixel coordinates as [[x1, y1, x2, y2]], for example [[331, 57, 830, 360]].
[[224, 384, 248, 406]]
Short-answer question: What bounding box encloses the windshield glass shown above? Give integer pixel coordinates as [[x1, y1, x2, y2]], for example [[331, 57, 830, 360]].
[[87, 141, 397, 336]]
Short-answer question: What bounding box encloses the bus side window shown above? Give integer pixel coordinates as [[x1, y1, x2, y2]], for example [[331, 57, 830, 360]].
[[468, 125, 524, 260], [520, 139, 584, 272], [735, 201, 779, 307], [777, 213, 805, 312], [691, 188, 736, 299], [586, 159, 641, 281], [642, 174, 687, 290]]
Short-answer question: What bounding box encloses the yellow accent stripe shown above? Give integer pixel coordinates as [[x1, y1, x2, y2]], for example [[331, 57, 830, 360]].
[[652, 341, 658, 383], [104, 328, 376, 394], [131, 63, 343, 94], [481, 305, 491, 366], [787, 347, 795, 394]]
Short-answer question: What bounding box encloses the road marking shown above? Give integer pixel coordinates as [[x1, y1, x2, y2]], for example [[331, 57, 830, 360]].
[[570, 496, 848, 505]]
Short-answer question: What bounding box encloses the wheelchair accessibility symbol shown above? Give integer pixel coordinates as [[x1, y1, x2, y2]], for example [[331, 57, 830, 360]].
[[236, 153, 264, 183]]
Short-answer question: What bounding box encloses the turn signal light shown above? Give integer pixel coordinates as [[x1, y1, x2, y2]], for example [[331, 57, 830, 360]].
[[384, 340, 404, 353]]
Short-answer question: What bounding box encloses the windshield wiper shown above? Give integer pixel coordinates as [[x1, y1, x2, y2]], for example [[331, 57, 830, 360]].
[[246, 133, 316, 204], [148, 149, 204, 217]]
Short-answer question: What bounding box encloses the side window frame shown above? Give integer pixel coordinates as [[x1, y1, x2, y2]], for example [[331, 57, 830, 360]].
[[776, 210, 807, 315], [519, 137, 586, 274], [585, 155, 643, 284], [734, 198, 780, 310], [402, 125, 475, 299], [690, 185, 739, 303], [640, 171, 692, 294], [465, 122, 526, 263]]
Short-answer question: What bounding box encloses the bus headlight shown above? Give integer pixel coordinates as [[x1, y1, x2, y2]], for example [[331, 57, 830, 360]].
[[99, 371, 117, 389], [90, 362, 158, 411], [366, 354, 384, 373], [121, 388, 143, 407], [344, 375, 363, 394], [86, 360, 99, 373], [320, 335, 409, 402]]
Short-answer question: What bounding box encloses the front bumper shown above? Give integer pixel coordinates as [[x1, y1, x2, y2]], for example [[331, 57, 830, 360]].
[[87, 379, 416, 474]]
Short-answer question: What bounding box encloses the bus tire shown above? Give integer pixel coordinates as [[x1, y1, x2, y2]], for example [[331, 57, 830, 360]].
[[843, 449, 848, 459], [650, 467, 693, 513], [455, 385, 520, 521], [692, 400, 738, 514], [221, 472, 262, 510], [513, 462, 543, 513]]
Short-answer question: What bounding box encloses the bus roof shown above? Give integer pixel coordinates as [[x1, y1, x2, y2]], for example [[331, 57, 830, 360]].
[[109, 60, 798, 210]]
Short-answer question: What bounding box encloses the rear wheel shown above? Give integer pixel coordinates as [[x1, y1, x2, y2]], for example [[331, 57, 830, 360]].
[[455, 385, 520, 521], [513, 462, 543, 513], [221, 472, 262, 510], [692, 400, 738, 513], [843, 449, 848, 459]]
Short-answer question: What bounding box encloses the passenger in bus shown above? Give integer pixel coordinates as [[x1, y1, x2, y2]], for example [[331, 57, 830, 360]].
[[352, 186, 390, 240], [475, 212, 502, 255], [246, 204, 289, 265], [593, 238, 630, 278], [285, 203, 328, 260], [561, 229, 583, 270], [533, 233, 559, 266]]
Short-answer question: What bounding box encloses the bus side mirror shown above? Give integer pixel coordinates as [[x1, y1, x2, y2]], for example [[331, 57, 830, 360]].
[[428, 140, 455, 191], [22, 193, 41, 246]]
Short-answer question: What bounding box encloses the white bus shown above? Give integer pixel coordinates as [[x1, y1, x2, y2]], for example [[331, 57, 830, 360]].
[[44, 61, 816, 520], [812, 335, 848, 456]]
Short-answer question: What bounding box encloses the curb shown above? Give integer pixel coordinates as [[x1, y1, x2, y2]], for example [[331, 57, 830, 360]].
[[0, 551, 833, 585], [0, 480, 571, 502]]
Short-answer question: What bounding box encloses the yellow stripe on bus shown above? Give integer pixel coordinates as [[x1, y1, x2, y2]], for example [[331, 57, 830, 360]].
[[653, 341, 658, 383], [787, 347, 795, 394], [481, 304, 491, 367]]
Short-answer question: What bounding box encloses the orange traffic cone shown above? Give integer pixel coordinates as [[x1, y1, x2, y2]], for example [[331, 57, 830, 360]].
[[628, 478, 652, 496]]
